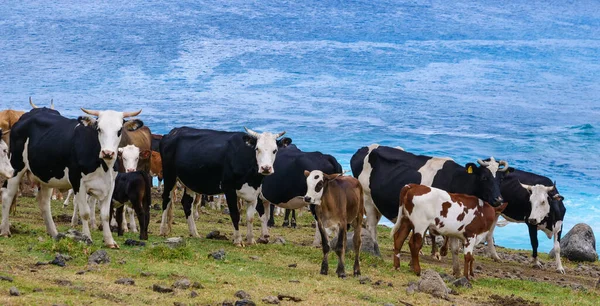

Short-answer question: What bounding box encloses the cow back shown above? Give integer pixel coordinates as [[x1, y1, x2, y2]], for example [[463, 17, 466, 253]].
[[0, 110, 25, 147], [261, 144, 342, 204], [321, 176, 363, 223]]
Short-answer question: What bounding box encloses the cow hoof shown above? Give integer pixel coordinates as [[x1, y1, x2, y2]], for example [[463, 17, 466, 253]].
[[432, 252, 441, 261], [320, 270, 328, 275], [108, 243, 120, 249], [353, 271, 361, 277], [557, 267, 565, 274], [257, 237, 269, 244], [0, 232, 11, 238], [282, 221, 290, 228], [246, 238, 256, 246], [338, 273, 347, 279]]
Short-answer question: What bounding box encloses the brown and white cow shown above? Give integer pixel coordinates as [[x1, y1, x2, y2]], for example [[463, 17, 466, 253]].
[[303, 170, 364, 278], [391, 184, 507, 280], [150, 151, 163, 190]]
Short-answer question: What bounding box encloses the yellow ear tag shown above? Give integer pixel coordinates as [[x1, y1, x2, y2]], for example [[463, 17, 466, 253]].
[[467, 166, 473, 174]]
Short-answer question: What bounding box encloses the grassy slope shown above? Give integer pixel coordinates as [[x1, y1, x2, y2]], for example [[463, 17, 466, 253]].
[[0, 194, 598, 306]]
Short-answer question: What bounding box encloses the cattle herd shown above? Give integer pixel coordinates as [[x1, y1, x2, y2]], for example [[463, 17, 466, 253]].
[[0, 99, 567, 281]]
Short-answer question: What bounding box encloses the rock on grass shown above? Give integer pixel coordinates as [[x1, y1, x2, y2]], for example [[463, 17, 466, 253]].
[[262, 296, 280, 304], [173, 278, 191, 289], [208, 249, 226, 260], [234, 290, 251, 299], [417, 270, 448, 299], [88, 250, 110, 265], [0, 275, 13, 282], [9, 287, 20, 296], [152, 284, 173, 293], [115, 278, 135, 285]]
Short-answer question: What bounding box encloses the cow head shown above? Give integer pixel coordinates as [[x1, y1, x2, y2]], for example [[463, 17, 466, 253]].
[[80, 108, 142, 161], [243, 127, 291, 175], [467, 157, 509, 207], [303, 170, 342, 205], [117, 144, 149, 173], [0, 129, 13, 178], [520, 183, 562, 225]]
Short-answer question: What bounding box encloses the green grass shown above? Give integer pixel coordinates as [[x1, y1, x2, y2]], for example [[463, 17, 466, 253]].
[[0, 194, 597, 305]]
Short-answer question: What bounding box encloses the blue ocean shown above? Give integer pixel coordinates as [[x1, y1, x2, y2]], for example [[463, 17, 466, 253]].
[[1, 1, 599, 253]]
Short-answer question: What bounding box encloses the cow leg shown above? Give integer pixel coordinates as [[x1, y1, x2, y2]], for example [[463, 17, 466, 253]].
[[258, 199, 271, 242], [486, 215, 501, 261], [553, 222, 565, 274], [181, 191, 200, 237], [120, 206, 129, 232], [71, 197, 79, 227], [115, 206, 124, 236], [283, 209, 291, 227], [38, 187, 59, 238], [527, 223, 542, 268], [1, 170, 26, 236], [99, 192, 118, 248], [267, 203, 275, 227], [224, 190, 243, 246], [193, 194, 200, 220], [429, 230, 441, 260], [393, 218, 411, 270], [291, 209, 297, 228], [363, 194, 382, 245], [408, 231, 424, 276], [317, 218, 330, 275], [352, 216, 362, 277], [244, 199, 258, 245], [89, 197, 97, 230], [440, 236, 449, 257], [130, 192, 148, 241], [63, 189, 73, 208], [74, 186, 92, 241], [450, 237, 462, 278], [159, 178, 177, 236], [463, 237, 476, 280], [127, 207, 138, 233], [335, 224, 347, 278]]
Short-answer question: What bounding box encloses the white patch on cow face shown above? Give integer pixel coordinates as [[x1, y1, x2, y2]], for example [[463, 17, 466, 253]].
[[484, 157, 500, 178], [95, 110, 125, 160], [119, 145, 140, 173], [0, 139, 13, 178], [521, 183, 552, 225], [253, 132, 280, 175], [304, 170, 325, 205]]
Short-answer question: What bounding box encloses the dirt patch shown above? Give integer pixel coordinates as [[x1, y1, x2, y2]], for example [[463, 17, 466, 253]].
[[488, 294, 540, 306]]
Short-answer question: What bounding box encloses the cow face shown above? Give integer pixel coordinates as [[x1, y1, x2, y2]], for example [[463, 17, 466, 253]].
[[243, 127, 289, 175], [520, 183, 556, 225], [81, 108, 142, 160], [0, 131, 13, 178], [303, 170, 325, 205], [468, 157, 509, 207], [118, 145, 141, 173]]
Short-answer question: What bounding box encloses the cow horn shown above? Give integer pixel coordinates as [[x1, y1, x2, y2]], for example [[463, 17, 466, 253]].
[[123, 109, 142, 118], [244, 127, 260, 138], [544, 185, 555, 193], [498, 160, 509, 171], [477, 159, 488, 166], [50, 99, 54, 110], [276, 131, 286, 138], [81, 108, 100, 116], [520, 182, 532, 191], [29, 97, 38, 109]]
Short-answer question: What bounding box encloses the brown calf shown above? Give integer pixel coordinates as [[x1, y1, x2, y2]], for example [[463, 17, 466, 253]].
[[303, 170, 364, 278], [391, 184, 507, 280], [150, 151, 163, 189]]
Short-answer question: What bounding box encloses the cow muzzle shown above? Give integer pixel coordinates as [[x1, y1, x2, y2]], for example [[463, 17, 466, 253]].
[[126, 168, 136, 173], [101, 150, 115, 159], [303, 196, 312, 203], [528, 218, 540, 225], [260, 165, 273, 175], [0, 167, 13, 179]]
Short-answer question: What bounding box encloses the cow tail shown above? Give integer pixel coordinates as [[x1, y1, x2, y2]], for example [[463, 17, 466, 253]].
[[391, 184, 411, 238], [141, 172, 152, 211]]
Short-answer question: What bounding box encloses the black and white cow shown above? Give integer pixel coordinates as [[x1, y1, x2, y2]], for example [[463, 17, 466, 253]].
[[350, 144, 508, 255], [257, 144, 342, 242], [159, 127, 291, 246], [0, 107, 141, 248], [486, 168, 566, 273], [0, 130, 13, 178]]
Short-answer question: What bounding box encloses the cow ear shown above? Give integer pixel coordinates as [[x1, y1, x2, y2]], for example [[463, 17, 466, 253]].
[[304, 170, 310, 178], [78, 116, 96, 127], [465, 163, 477, 174], [243, 134, 257, 148], [140, 149, 151, 160], [277, 137, 292, 148], [118, 148, 124, 154], [123, 119, 144, 131], [506, 167, 515, 174], [553, 194, 564, 201]]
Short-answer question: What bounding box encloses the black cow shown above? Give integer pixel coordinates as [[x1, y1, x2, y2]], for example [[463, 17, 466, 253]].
[[256, 144, 342, 243], [486, 168, 566, 273], [350, 144, 508, 257], [0, 107, 141, 248], [159, 127, 290, 246], [151, 133, 162, 152], [110, 171, 152, 240]]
